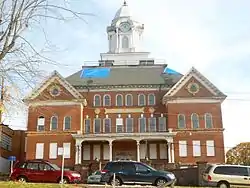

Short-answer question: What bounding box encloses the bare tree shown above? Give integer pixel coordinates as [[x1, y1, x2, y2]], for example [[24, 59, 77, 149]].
[[0, 0, 92, 119]]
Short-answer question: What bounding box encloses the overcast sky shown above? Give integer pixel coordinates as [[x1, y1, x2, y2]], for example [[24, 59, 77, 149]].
[[5, 0, 250, 150]]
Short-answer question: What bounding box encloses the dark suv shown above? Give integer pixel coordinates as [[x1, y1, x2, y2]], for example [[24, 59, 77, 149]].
[[100, 160, 176, 187], [10, 159, 81, 184]]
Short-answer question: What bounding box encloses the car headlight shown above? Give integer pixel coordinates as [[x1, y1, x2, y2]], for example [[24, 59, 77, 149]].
[[167, 173, 175, 180], [71, 173, 81, 178]]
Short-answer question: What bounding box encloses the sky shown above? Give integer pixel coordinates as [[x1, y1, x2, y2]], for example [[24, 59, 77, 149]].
[[4, 0, 250, 151]]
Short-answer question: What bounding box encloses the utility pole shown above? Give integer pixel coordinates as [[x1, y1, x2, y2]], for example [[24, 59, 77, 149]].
[[0, 76, 4, 124]]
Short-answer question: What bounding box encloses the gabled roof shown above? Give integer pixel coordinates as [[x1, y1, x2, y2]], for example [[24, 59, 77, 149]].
[[24, 70, 83, 102], [163, 66, 227, 100]]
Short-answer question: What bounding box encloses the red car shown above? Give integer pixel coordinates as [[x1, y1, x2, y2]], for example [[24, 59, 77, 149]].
[[10, 159, 81, 184]]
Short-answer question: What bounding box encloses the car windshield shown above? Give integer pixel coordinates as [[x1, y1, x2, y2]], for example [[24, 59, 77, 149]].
[[50, 164, 60, 170]]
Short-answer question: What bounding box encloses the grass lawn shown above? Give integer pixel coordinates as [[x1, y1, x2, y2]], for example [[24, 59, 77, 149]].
[[0, 182, 84, 188]]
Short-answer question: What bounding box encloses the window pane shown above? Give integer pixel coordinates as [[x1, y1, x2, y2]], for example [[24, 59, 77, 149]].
[[205, 113, 213, 128], [139, 118, 146, 132], [116, 118, 123, 133], [191, 114, 199, 128], [178, 114, 185, 128], [148, 94, 155, 105], [116, 95, 123, 106], [126, 118, 133, 133], [104, 118, 111, 133], [94, 119, 101, 133], [148, 117, 156, 132], [85, 119, 91, 134], [104, 95, 111, 106], [138, 95, 145, 106], [158, 117, 166, 132], [94, 95, 101, 106], [51, 117, 58, 130], [37, 117, 45, 131], [64, 116, 71, 130], [126, 95, 133, 106]]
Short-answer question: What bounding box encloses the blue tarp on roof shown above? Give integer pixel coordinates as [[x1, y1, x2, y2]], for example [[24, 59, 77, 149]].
[[80, 68, 111, 78], [163, 67, 180, 75]]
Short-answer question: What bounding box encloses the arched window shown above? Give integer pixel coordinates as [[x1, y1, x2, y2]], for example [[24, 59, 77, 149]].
[[191, 113, 199, 129], [138, 94, 145, 106], [205, 113, 213, 128], [125, 94, 133, 106], [148, 94, 155, 105], [93, 95, 101, 107], [37, 116, 45, 131], [178, 114, 186, 128], [64, 116, 71, 130], [103, 95, 111, 106], [116, 94, 123, 106], [50, 116, 58, 130], [122, 36, 129, 48]]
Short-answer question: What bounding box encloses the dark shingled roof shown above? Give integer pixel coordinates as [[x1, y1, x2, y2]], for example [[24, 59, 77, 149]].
[[66, 65, 182, 87]]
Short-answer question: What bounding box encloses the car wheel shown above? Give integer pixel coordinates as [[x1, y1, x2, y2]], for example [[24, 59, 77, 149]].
[[58, 177, 69, 184], [110, 176, 122, 186], [155, 178, 167, 187], [218, 181, 230, 188], [17, 176, 27, 183]]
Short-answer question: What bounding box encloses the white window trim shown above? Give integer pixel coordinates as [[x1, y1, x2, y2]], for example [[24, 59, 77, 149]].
[[206, 140, 215, 156], [63, 143, 71, 159], [116, 117, 124, 132], [191, 113, 200, 128], [50, 116, 58, 130], [205, 113, 213, 128], [116, 94, 123, 106], [37, 116, 45, 131], [179, 140, 187, 157], [178, 114, 186, 128], [35, 143, 44, 159], [192, 140, 201, 157], [138, 94, 146, 106], [148, 93, 156, 105], [93, 94, 101, 107], [138, 117, 146, 132], [84, 118, 91, 133], [103, 94, 111, 106], [126, 117, 134, 132], [49, 143, 57, 159], [103, 118, 111, 133], [94, 118, 101, 133], [158, 117, 166, 131], [125, 94, 133, 106], [63, 116, 71, 130]]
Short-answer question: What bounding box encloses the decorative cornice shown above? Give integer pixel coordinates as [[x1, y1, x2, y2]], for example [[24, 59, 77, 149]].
[[26, 130, 78, 136], [175, 128, 225, 132]]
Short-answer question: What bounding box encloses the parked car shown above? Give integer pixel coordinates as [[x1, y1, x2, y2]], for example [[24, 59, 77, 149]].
[[87, 170, 102, 184], [100, 160, 176, 187], [10, 159, 81, 184], [203, 163, 250, 188]]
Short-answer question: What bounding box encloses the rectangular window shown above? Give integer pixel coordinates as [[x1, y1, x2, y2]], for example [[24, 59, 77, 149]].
[[126, 118, 133, 133], [193, 140, 201, 157], [179, 141, 187, 157], [49, 143, 57, 159], [104, 118, 111, 133], [148, 117, 156, 132], [103, 144, 109, 160], [159, 144, 167, 159], [85, 119, 91, 134], [37, 117, 45, 131], [140, 144, 146, 159], [149, 144, 157, 159], [94, 118, 101, 133], [116, 118, 123, 133], [64, 116, 71, 130], [206, 140, 215, 156], [63, 143, 71, 159], [158, 117, 166, 132], [83, 145, 90, 160], [35, 143, 44, 159], [139, 117, 146, 132], [1, 133, 12, 151], [93, 145, 100, 160]]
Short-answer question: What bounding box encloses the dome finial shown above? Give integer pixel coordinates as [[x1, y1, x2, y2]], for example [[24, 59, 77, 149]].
[[123, 0, 127, 6]]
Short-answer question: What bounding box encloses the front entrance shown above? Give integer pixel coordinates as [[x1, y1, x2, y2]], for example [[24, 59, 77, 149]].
[[113, 140, 136, 161]]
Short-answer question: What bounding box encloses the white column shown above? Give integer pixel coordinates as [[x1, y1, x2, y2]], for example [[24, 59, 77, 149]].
[[168, 142, 172, 163], [171, 143, 175, 163], [109, 140, 113, 162], [75, 142, 82, 165], [137, 140, 140, 162]]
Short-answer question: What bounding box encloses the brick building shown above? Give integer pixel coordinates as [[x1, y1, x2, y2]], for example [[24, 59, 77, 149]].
[[24, 1, 226, 169], [0, 124, 26, 173]]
